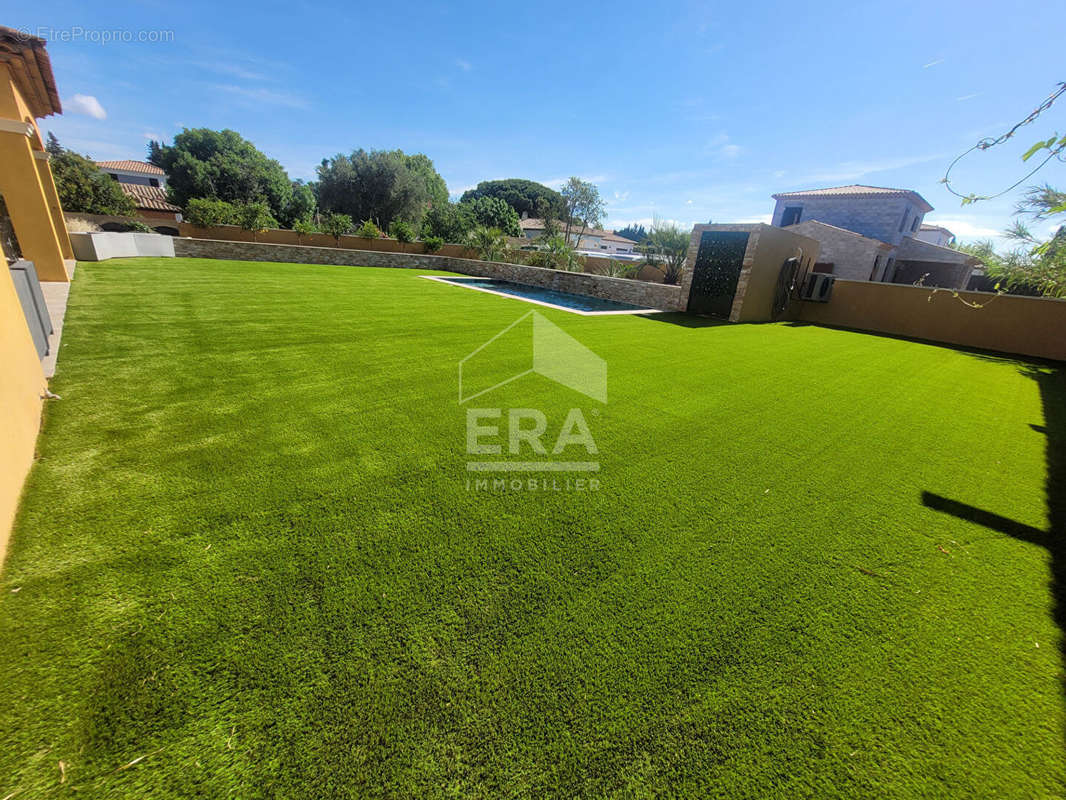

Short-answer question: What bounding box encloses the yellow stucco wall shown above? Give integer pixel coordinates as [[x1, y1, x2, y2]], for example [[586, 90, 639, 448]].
[[0, 63, 71, 281], [0, 243, 46, 565]]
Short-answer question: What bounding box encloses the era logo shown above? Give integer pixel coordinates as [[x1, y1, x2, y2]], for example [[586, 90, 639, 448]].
[[466, 408, 597, 456]]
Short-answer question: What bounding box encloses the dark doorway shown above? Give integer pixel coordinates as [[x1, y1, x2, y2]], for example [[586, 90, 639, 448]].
[[687, 230, 749, 318]]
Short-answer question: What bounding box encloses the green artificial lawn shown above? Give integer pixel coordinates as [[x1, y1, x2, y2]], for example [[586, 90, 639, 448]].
[[1, 257, 1063, 798]]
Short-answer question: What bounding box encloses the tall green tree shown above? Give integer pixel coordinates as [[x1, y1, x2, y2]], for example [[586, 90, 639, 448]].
[[459, 196, 521, 237], [460, 179, 564, 218], [47, 134, 137, 216], [314, 149, 447, 230], [614, 223, 648, 243], [560, 177, 606, 247], [148, 128, 293, 222], [281, 180, 316, 227]]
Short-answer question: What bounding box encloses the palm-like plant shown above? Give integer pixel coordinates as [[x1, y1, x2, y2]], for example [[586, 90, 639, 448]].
[[641, 220, 690, 285], [466, 226, 508, 262]]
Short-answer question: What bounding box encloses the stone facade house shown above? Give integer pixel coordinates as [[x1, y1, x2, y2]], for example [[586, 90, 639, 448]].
[[770, 185, 978, 288]]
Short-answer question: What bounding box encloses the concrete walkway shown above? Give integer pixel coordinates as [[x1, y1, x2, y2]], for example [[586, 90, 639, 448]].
[[40, 278, 71, 379]]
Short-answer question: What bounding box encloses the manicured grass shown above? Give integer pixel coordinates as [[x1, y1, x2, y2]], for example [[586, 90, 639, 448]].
[[1, 257, 1063, 798]]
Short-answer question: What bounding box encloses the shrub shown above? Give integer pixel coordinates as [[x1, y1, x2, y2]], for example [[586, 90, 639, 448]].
[[422, 235, 444, 253], [234, 201, 279, 241], [126, 221, 154, 233], [321, 213, 354, 243], [355, 219, 382, 239], [466, 226, 508, 262], [390, 220, 415, 249], [185, 197, 238, 227], [421, 203, 473, 243], [292, 218, 319, 239]]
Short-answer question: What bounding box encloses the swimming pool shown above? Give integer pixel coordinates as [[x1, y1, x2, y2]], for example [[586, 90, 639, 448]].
[[423, 275, 656, 315]]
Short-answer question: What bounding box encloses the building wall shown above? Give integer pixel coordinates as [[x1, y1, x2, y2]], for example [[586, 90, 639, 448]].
[[681, 224, 820, 322], [0, 250, 46, 563], [787, 220, 894, 282], [795, 278, 1066, 362], [172, 237, 685, 311], [772, 195, 925, 247], [915, 228, 954, 247]]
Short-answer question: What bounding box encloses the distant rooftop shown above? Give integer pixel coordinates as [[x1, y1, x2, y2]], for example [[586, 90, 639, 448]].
[[772, 184, 933, 213], [118, 183, 180, 212], [519, 217, 634, 244], [96, 160, 165, 175]]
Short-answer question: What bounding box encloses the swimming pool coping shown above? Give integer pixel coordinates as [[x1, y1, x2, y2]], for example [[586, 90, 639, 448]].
[[420, 275, 666, 316]]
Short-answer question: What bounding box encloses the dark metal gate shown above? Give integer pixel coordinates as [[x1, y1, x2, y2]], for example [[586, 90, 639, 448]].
[[687, 231, 749, 317]]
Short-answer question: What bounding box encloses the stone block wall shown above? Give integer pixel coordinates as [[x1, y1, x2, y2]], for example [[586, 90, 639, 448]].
[[172, 237, 684, 311], [772, 195, 924, 247], [787, 220, 894, 281]]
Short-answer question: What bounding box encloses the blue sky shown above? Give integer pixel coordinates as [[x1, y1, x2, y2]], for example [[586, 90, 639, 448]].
[[14, 0, 1063, 243]]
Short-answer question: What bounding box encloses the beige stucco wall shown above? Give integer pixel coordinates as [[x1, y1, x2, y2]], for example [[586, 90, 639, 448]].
[[734, 225, 821, 323], [796, 279, 1066, 362]]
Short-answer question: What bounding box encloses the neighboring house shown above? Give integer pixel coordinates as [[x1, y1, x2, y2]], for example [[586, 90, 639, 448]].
[[771, 184, 978, 289], [95, 160, 182, 222], [915, 223, 956, 248], [518, 217, 638, 256]]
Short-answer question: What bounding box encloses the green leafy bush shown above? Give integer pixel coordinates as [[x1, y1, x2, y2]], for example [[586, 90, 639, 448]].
[[355, 220, 382, 239], [185, 197, 238, 227], [390, 220, 415, 244], [292, 219, 319, 238], [422, 235, 444, 253], [466, 226, 508, 262], [321, 213, 354, 242], [234, 201, 279, 240]]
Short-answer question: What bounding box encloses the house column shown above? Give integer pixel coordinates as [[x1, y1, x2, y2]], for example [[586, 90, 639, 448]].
[[0, 68, 70, 282], [34, 150, 73, 260]]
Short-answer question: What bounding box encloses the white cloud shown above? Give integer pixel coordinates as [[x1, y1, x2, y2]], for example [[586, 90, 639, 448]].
[[143, 131, 162, 141], [213, 84, 307, 109], [773, 170, 786, 179], [737, 213, 772, 224], [805, 153, 944, 183], [67, 94, 106, 120], [922, 217, 1001, 240], [956, 93, 979, 102], [923, 58, 945, 69], [539, 175, 608, 189], [706, 133, 741, 160], [613, 190, 629, 201]]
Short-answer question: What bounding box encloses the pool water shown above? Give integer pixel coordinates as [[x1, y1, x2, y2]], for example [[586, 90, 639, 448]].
[[435, 276, 653, 314]]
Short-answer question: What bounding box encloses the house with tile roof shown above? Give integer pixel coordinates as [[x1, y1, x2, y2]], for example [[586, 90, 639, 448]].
[[770, 184, 977, 288], [95, 160, 182, 222], [518, 217, 639, 256]]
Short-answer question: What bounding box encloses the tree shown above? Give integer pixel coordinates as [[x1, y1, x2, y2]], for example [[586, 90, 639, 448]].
[[560, 177, 606, 247], [185, 197, 237, 227], [641, 219, 689, 285], [614, 224, 647, 243], [148, 128, 293, 221], [354, 219, 382, 239], [460, 179, 564, 218], [390, 220, 415, 251], [421, 202, 474, 243], [292, 218, 318, 243], [321, 213, 354, 244], [314, 149, 447, 231], [47, 135, 137, 216], [466, 226, 508, 262], [235, 201, 278, 242], [459, 196, 521, 237], [281, 180, 316, 227]]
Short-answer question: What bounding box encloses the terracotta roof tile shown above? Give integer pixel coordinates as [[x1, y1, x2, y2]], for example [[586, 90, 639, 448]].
[[96, 160, 165, 175], [119, 183, 181, 212], [772, 184, 933, 212]]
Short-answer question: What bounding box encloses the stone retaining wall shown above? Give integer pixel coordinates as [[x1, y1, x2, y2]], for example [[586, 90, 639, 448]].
[[172, 237, 685, 311]]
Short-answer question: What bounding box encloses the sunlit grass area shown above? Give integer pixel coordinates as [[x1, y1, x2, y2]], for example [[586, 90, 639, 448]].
[[1, 257, 1062, 798]]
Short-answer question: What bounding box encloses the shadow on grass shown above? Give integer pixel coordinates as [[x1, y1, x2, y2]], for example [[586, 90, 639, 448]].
[[923, 364, 1066, 714], [638, 312, 732, 329]]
